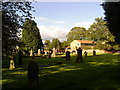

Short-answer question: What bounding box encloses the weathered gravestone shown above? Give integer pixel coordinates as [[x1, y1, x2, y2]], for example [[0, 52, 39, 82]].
[[18, 50, 23, 65], [27, 56, 39, 88], [37, 49, 41, 56], [30, 49, 33, 56], [52, 48, 56, 57], [84, 51, 87, 57], [75, 47, 83, 63], [9, 56, 15, 70], [93, 50, 96, 56], [66, 51, 70, 63]]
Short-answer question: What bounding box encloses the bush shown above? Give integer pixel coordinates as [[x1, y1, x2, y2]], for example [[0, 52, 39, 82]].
[[113, 44, 120, 50], [95, 43, 113, 50]]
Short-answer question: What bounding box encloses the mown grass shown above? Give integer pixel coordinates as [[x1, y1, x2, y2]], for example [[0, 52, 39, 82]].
[[2, 53, 120, 89]]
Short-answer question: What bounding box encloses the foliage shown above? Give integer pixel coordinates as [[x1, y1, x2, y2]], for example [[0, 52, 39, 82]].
[[22, 18, 43, 52], [102, 2, 120, 43], [113, 44, 120, 50], [66, 27, 87, 43], [95, 43, 113, 50], [87, 17, 116, 50], [50, 38, 61, 49], [2, 2, 34, 56], [45, 40, 51, 45], [87, 17, 115, 42], [60, 41, 69, 48], [44, 40, 51, 50]]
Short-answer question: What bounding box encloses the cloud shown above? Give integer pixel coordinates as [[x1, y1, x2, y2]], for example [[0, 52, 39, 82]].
[[38, 25, 70, 42], [34, 17, 47, 20], [34, 17, 66, 24], [75, 21, 93, 29]]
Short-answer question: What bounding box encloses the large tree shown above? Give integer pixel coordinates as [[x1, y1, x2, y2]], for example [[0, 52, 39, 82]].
[[2, 1, 34, 56], [87, 17, 115, 50], [87, 17, 115, 42], [22, 18, 43, 52], [102, 2, 120, 43], [50, 38, 61, 49], [44, 40, 51, 50], [66, 27, 87, 43]]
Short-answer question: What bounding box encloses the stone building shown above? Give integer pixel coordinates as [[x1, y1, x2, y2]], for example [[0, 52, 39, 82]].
[[70, 40, 96, 50]]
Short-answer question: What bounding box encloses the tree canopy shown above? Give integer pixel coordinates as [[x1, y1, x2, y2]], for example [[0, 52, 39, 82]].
[[60, 41, 69, 48], [2, 2, 34, 56], [22, 18, 43, 52], [44, 40, 51, 50], [87, 17, 116, 50], [87, 17, 115, 42], [50, 38, 61, 49], [66, 27, 87, 43], [102, 2, 120, 43]]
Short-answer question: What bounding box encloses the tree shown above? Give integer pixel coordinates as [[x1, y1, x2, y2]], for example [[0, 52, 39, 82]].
[[50, 38, 61, 49], [66, 27, 87, 43], [22, 18, 43, 52], [102, 2, 120, 43], [2, 2, 34, 56], [61, 41, 69, 48], [87, 17, 115, 50], [87, 17, 115, 42], [44, 40, 51, 50]]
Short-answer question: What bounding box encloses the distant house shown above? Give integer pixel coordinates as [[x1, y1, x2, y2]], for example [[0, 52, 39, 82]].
[[70, 40, 96, 50]]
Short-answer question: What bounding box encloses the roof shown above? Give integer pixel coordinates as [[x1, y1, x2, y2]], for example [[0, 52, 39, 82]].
[[76, 40, 96, 44], [66, 47, 71, 49]]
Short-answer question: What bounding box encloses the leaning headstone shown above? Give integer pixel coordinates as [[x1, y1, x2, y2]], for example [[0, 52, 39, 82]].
[[75, 47, 83, 63], [30, 49, 33, 56], [37, 49, 41, 56], [52, 48, 56, 57], [18, 50, 23, 65], [66, 51, 70, 63], [27, 57, 39, 88], [93, 50, 96, 56], [9, 56, 15, 70], [84, 51, 87, 57]]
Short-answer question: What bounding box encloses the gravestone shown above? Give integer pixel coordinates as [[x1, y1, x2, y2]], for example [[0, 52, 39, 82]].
[[93, 50, 96, 56], [37, 49, 41, 56], [52, 48, 56, 57], [18, 50, 23, 65], [75, 47, 83, 63], [84, 51, 87, 57], [30, 49, 33, 56], [27, 57, 39, 88], [9, 56, 15, 70], [48, 49, 53, 58], [66, 51, 70, 62]]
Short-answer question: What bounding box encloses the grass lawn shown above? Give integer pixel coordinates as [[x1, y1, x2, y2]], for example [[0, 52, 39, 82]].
[[2, 53, 120, 89]]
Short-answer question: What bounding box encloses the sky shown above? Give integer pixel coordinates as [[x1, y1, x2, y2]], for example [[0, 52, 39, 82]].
[[31, 2, 105, 42]]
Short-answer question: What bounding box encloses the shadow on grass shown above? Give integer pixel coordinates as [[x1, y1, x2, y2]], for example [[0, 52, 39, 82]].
[[2, 53, 120, 89]]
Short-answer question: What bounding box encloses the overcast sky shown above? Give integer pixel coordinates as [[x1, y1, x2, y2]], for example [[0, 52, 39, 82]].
[[31, 2, 105, 42]]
